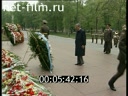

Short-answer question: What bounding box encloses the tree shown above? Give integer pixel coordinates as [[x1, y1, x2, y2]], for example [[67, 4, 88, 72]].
[[2, 0, 126, 33], [2, 10, 12, 25]]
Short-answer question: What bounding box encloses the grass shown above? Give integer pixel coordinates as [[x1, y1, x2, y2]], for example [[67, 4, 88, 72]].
[[50, 32, 92, 39], [2, 30, 93, 41], [29, 29, 92, 39]]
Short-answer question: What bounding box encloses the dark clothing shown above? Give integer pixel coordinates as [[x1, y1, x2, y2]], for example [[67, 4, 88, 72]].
[[104, 29, 113, 42], [117, 31, 126, 61], [113, 32, 119, 47], [40, 24, 50, 39], [75, 29, 86, 64], [77, 56, 84, 64], [75, 29, 86, 56], [104, 29, 113, 53], [109, 60, 126, 86], [113, 38, 119, 47], [104, 41, 112, 53], [108, 30, 126, 87]]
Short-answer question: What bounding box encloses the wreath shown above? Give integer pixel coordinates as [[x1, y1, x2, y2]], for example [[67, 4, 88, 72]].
[[3, 23, 24, 45], [28, 31, 53, 71]]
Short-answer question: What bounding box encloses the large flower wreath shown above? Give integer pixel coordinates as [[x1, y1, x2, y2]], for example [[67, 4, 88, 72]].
[[3, 23, 24, 45], [28, 31, 53, 72]]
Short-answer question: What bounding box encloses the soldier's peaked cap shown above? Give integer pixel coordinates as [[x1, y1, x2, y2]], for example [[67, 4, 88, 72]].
[[107, 24, 111, 26], [42, 20, 48, 24]]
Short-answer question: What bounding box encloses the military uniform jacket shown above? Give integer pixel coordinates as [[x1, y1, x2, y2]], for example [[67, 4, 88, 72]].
[[40, 25, 49, 35], [117, 30, 126, 62], [104, 29, 113, 42]]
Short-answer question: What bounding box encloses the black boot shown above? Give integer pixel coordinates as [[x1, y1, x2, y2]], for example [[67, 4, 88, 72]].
[[108, 81, 116, 91]]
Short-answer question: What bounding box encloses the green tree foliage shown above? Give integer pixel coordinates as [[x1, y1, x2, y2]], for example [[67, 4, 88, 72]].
[[2, 0, 126, 33], [2, 10, 12, 25]]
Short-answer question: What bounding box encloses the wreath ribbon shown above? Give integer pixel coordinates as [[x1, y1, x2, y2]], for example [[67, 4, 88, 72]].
[[35, 32, 53, 72]]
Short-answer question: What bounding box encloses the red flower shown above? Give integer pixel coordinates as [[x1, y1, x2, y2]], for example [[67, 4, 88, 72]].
[[27, 88, 35, 95], [7, 89, 15, 94], [25, 82, 34, 87], [16, 80, 21, 83], [6, 71, 12, 79], [38, 92, 48, 96], [21, 75, 28, 81], [11, 83, 22, 91], [38, 92, 43, 96]]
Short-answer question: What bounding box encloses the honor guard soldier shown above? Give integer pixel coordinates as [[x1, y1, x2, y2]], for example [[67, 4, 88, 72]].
[[40, 20, 50, 39]]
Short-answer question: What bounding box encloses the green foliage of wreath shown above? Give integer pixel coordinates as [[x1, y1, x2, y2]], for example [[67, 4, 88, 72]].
[[4, 26, 16, 45], [28, 31, 51, 71]]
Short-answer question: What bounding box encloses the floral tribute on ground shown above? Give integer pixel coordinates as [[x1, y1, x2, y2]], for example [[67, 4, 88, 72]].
[[28, 31, 53, 72], [3, 23, 24, 45], [2, 49, 53, 96]]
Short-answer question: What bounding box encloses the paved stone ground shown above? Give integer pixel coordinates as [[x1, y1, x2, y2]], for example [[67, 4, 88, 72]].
[[2, 31, 126, 96]]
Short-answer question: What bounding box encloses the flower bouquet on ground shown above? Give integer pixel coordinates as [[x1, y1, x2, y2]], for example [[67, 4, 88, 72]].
[[3, 23, 24, 45], [2, 70, 53, 96], [2, 49, 54, 96], [28, 31, 53, 72], [2, 49, 25, 69]]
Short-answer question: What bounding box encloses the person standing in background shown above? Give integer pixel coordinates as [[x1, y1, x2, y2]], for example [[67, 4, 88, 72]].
[[74, 23, 86, 66], [40, 20, 50, 39], [103, 24, 113, 54]]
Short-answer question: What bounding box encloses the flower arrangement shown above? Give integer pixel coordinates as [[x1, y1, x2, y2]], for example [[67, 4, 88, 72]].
[[2, 49, 54, 96], [3, 23, 24, 45], [2, 49, 21, 68], [2, 70, 52, 96], [28, 32, 53, 72]]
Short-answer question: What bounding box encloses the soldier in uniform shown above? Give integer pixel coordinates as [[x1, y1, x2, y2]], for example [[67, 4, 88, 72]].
[[113, 31, 119, 47], [17, 24, 21, 32], [103, 24, 113, 54], [40, 20, 50, 39], [108, 24, 126, 91]]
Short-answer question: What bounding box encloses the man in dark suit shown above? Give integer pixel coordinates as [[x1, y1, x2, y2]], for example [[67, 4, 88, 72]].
[[40, 20, 50, 39], [108, 25, 126, 91], [104, 24, 113, 54], [74, 23, 86, 65]]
